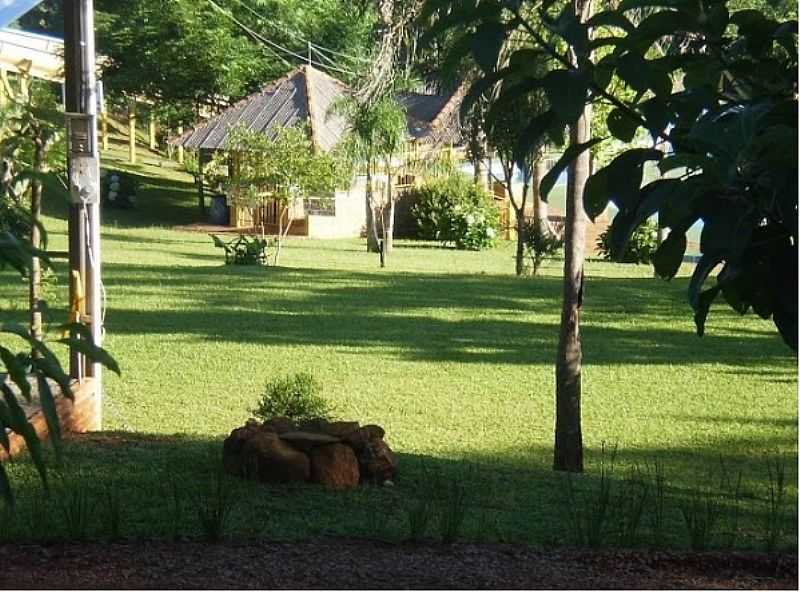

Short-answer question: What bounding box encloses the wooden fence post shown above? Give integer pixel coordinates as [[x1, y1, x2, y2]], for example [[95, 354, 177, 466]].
[[128, 99, 137, 164], [176, 126, 184, 165], [149, 115, 157, 150]]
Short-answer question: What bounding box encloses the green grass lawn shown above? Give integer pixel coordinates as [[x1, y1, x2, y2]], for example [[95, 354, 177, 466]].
[[0, 152, 796, 550]]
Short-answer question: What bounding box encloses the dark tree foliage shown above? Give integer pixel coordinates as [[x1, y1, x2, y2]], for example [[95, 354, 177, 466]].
[[422, 0, 798, 351]]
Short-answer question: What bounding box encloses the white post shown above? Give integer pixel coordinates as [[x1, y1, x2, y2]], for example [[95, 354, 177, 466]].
[[84, 1, 103, 416], [65, 0, 103, 427]]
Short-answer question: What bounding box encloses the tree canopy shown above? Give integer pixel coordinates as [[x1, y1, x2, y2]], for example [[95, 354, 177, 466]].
[[423, 0, 798, 351]]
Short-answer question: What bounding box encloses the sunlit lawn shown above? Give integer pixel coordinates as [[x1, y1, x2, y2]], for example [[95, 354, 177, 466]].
[[0, 151, 796, 549]]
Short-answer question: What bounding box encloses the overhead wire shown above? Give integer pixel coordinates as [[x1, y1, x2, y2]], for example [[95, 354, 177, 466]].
[[207, 0, 358, 76], [221, 0, 371, 66]]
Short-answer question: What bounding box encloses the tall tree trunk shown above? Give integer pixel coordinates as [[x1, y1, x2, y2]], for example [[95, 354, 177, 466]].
[[29, 135, 44, 343], [384, 166, 395, 254], [515, 213, 526, 276], [365, 164, 379, 252], [554, 104, 592, 472], [532, 157, 549, 236]]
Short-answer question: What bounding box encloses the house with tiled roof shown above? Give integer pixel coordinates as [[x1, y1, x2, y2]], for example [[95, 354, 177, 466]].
[[171, 65, 464, 239]]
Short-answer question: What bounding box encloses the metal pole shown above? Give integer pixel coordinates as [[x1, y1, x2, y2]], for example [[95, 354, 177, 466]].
[[64, 0, 103, 428]]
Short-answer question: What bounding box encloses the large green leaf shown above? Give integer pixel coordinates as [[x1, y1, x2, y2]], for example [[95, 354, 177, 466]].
[[36, 375, 62, 461], [511, 109, 556, 166], [0, 347, 31, 402], [0, 401, 11, 452], [584, 148, 663, 221], [0, 463, 12, 506], [652, 230, 687, 279], [608, 178, 683, 258], [56, 337, 121, 377], [607, 108, 640, 142], [0, 383, 48, 490], [471, 21, 507, 72], [587, 11, 635, 32], [694, 286, 721, 337], [617, 53, 673, 98], [688, 252, 725, 310], [630, 10, 698, 45], [542, 69, 589, 124], [56, 322, 121, 376], [539, 138, 604, 202]]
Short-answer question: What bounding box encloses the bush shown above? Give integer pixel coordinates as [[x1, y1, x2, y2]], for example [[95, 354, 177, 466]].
[[411, 175, 499, 250], [211, 234, 270, 266], [251, 372, 331, 422], [524, 220, 564, 275], [597, 219, 658, 264]]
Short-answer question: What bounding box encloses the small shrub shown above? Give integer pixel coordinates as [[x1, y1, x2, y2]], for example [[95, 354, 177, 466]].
[[435, 478, 470, 543], [524, 220, 564, 275], [102, 480, 123, 541], [251, 372, 330, 423], [211, 234, 270, 266], [55, 474, 93, 541], [644, 460, 667, 548], [764, 455, 789, 551], [411, 175, 499, 250], [196, 468, 237, 544], [596, 219, 658, 264], [613, 466, 650, 547], [560, 443, 617, 548], [680, 487, 721, 551], [0, 192, 31, 238], [406, 496, 433, 542], [166, 476, 183, 541]]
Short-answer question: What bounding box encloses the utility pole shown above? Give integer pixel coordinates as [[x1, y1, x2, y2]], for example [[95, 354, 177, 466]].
[[64, 0, 103, 429]]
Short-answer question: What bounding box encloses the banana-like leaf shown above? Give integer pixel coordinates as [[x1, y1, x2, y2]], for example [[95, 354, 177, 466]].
[[56, 338, 121, 377], [652, 230, 687, 280], [0, 463, 12, 506], [539, 138, 604, 202], [0, 383, 48, 490], [56, 323, 121, 376], [694, 286, 722, 337], [688, 252, 725, 311], [0, 346, 31, 402], [0, 401, 11, 452], [36, 375, 62, 461]]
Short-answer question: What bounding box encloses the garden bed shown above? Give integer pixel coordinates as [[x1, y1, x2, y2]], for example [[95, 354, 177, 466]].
[[0, 541, 795, 589]]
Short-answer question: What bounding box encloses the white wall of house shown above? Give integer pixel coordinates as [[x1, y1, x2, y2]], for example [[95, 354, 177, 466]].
[[306, 180, 368, 239]]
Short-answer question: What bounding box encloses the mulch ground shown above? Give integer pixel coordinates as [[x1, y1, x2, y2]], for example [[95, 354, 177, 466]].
[[0, 540, 796, 589]]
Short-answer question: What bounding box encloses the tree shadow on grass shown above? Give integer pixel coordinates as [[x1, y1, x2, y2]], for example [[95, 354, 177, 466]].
[[93, 263, 795, 368], [3, 430, 796, 550], [42, 169, 202, 229]]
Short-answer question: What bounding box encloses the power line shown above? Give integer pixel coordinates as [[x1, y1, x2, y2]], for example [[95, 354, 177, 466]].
[[207, 0, 357, 76], [223, 0, 371, 65]]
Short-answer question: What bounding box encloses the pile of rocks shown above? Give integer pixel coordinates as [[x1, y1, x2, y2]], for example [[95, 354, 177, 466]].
[[223, 417, 398, 490]]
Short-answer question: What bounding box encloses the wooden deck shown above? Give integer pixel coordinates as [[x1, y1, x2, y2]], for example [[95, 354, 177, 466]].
[[0, 378, 99, 462]]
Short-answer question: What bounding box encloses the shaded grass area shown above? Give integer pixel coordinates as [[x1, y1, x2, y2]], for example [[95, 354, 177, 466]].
[[0, 154, 796, 551]]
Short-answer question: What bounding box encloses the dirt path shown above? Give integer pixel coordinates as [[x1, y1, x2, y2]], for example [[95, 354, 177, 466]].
[[0, 540, 795, 589]]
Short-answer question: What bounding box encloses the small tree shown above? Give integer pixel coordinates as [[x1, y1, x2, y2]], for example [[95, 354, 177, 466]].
[[336, 95, 408, 267], [225, 125, 346, 265], [0, 82, 66, 342]]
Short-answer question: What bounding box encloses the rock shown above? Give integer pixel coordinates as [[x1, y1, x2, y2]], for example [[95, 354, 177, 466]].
[[342, 425, 385, 452], [222, 423, 262, 469], [310, 443, 360, 490], [261, 416, 295, 434], [240, 432, 310, 483], [320, 421, 360, 438], [279, 431, 341, 452], [357, 438, 398, 482], [297, 418, 330, 433]]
